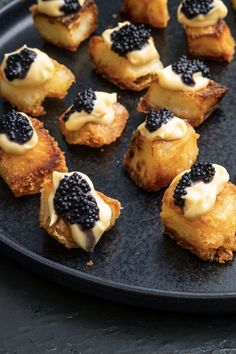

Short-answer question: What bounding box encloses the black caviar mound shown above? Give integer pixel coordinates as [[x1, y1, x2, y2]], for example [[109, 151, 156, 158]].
[[173, 162, 216, 207], [54, 173, 100, 230], [4, 47, 37, 82], [60, 0, 81, 15], [172, 55, 210, 86], [0, 109, 34, 145], [63, 88, 96, 122], [181, 0, 214, 19], [110, 24, 151, 57], [145, 109, 174, 133]]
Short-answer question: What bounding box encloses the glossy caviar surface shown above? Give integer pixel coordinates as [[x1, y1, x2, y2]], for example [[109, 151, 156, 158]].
[[181, 0, 214, 19], [145, 109, 174, 133], [111, 24, 151, 57], [63, 88, 96, 122], [4, 48, 36, 82], [54, 173, 100, 230], [0, 109, 34, 145], [172, 55, 210, 86], [173, 162, 216, 206], [60, 0, 81, 15]]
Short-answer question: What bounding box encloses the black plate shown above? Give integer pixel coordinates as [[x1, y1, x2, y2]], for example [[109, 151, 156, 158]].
[[1, 0, 236, 313]]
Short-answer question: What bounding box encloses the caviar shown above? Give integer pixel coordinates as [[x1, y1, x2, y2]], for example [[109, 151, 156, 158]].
[[4, 48, 36, 82], [145, 109, 173, 133], [111, 24, 151, 57], [63, 88, 96, 122], [60, 0, 81, 15], [0, 109, 34, 144], [172, 55, 210, 86], [181, 0, 214, 19], [173, 162, 216, 206], [54, 173, 100, 230]]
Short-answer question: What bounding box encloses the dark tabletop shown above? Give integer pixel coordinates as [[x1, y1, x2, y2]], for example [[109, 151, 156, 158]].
[[0, 254, 236, 354]]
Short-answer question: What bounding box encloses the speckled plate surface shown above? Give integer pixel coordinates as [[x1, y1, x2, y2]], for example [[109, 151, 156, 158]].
[[1, 0, 236, 313]]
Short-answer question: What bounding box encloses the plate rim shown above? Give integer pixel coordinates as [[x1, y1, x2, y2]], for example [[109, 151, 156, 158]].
[[1, 0, 236, 310]]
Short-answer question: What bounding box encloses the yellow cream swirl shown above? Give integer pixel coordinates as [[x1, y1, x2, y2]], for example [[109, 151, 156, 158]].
[[157, 64, 209, 91], [102, 21, 162, 67], [48, 171, 112, 252], [173, 164, 229, 220], [1, 45, 54, 87], [177, 0, 228, 28], [138, 116, 187, 141], [0, 113, 38, 155], [65, 92, 117, 131]]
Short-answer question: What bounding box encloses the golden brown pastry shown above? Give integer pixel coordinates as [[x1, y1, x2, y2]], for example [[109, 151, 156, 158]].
[[0, 109, 67, 197], [138, 56, 226, 127], [0, 45, 75, 117], [60, 88, 129, 147], [40, 171, 121, 251], [89, 21, 163, 91], [123, 109, 199, 191], [232, 0, 236, 10], [122, 0, 169, 28], [177, 0, 235, 62], [161, 163, 236, 263], [30, 0, 98, 51]]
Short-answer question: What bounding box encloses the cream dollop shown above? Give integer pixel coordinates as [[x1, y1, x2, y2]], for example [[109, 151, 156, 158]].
[[1, 45, 54, 87], [65, 92, 117, 131], [37, 0, 65, 17], [0, 113, 38, 155], [48, 171, 112, 252], [138, 116, 188, 141], [175, 164, 229, 220], [37, 0, 85, 17], [102, 22, 162, 67], [157, 64, 209, 91], [177, 0, 228, 28]]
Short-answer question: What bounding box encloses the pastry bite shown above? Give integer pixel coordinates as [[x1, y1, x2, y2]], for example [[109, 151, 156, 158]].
[[30, 0, 98, 51], [138, 55, 226, 127], [0, 109, 67, 197], [232, 0, 236, 10], [60, 88, 129, 147], [40, 171, 121, 251], [123, 109, 199, 191], [0, 45, 75, 117], [161, 162, 236, 263], [122, 0, 169, 28], [89, 21, 163, 91], [177, 0, 235, 62]]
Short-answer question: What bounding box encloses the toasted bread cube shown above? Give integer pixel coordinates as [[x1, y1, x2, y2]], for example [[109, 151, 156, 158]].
[[30, 0, 98, 51], [0, 59, 75, 117], [161, 180, 236, 263], [122, 0, 169, 28], [185, 20, 235, 62], [60, 102, 129, 147], [138, 80, 227, 127], [123, 121, 199, 191], [40, 176, 121, 249], [0, 118, 67, 197], [89, 36, 162, 91]]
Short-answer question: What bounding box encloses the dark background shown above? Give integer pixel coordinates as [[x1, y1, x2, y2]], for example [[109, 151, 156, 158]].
[[1, 254, 236, 354], [1, 0, 236, 352]]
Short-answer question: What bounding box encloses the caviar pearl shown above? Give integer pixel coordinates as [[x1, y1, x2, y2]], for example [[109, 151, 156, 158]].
[[54, 172, 100, 230], [4, 48, 36, 82], [173, 162, 215, 206], [145, 109, 174, 133], [110, 23, 151, 57], [60, 0, 81, 15], [0, 109, 34, 145], [172, 55, 210, 86], [181, 0, 214, 19], [64, 88, 96, 122]]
